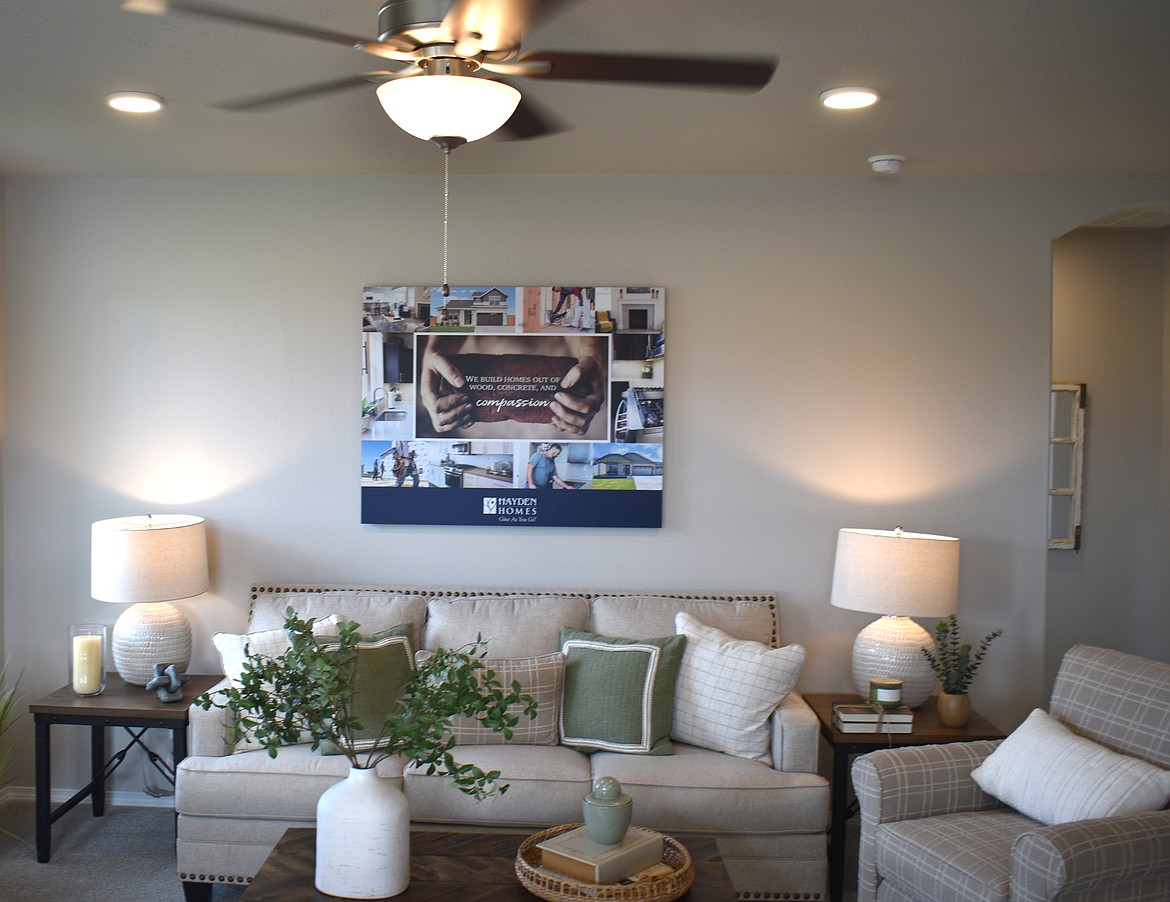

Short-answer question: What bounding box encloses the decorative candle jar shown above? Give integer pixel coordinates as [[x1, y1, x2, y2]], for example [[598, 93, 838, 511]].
[[69, 623, 107, 697], [868, 677, 903, 709]]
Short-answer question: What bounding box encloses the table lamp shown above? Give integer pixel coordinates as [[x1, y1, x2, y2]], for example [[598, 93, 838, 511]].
[[91, 514, 209, 686], [829, 526, 959, 707]]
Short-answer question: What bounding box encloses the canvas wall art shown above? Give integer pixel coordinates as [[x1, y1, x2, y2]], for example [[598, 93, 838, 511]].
[[361, 286, 664, 528]]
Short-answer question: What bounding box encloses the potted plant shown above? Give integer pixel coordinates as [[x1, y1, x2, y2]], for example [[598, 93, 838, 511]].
[[921, 614, 1002, 726], [1, 660, 23, 839], [195, 609, 536, 899]]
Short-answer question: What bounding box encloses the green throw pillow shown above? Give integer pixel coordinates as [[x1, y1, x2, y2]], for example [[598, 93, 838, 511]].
[[559, 626, 686, 755], [318, 623, 415, 755]]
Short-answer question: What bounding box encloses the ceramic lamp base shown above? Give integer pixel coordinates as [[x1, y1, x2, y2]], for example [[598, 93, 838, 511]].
[[851, 615, 937, 708], [111, 602, 192, 686]]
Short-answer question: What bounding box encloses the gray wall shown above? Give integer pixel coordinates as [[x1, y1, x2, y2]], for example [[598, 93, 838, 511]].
[[1048, 227, 1170, 685], [3, 173, 1168, 796]]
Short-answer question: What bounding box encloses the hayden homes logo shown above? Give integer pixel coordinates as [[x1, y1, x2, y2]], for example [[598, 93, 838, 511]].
[[483, 495, 539, 523]]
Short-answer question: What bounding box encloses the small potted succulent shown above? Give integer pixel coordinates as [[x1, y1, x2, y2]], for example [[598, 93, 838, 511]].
[[196, 609, 536, 898], [921, 614, 1002, 726]]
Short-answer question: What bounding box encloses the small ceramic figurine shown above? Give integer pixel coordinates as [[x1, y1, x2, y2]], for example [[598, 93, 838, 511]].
[[145, 663, 188, 703], [582, 775, 632, 844]]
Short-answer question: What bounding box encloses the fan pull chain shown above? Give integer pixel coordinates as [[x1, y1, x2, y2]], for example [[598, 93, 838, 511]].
[[441, 147, 451, 298]]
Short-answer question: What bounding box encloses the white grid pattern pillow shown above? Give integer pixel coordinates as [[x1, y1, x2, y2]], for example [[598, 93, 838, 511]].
[[971, 708, 1170, 825], [671, 612, 805, 763]]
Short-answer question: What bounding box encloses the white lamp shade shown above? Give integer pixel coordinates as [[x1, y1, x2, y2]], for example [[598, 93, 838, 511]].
[[829, 527, 959, 618], [376, 74, 521, 143], [91, 514, 209, 603]]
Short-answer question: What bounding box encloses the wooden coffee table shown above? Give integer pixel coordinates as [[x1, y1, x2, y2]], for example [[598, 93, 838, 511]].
[[242, 827, 736, 901]]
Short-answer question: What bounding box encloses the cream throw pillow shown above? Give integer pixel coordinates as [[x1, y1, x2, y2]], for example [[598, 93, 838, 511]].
[[671, 612, 805, 763], [971, 708, 1170, 825]]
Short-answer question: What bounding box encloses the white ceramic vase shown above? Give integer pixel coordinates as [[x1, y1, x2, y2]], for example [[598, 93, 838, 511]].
[[316, 765, 411, 899]]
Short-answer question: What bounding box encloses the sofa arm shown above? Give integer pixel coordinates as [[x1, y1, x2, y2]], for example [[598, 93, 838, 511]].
[[1012, 810, 1170, 902], [768, 691, 819, 773], [852, 741, 1004, 902], [186, 678, 236, 758]]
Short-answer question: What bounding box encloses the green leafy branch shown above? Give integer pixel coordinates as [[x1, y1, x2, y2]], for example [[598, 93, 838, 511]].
[[196, 609, 536, 799], [921, 614, 1002, 695]]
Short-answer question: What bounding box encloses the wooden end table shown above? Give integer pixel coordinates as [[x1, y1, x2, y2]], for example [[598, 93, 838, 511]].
[[241, 827, 736, 901], [804, 693, 1006, 902], [29, 672, 222, 863]]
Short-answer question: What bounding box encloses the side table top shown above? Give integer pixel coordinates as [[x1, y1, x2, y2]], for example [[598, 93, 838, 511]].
[[803, 692, 1006, 747], [30, 673, 223, 719]]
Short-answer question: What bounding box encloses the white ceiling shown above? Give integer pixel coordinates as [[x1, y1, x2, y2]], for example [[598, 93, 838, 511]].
[[3, 0, 1170, 180]]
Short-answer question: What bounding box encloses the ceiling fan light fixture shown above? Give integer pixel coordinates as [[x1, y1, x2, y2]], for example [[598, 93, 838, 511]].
[[106, 92, 165, 113], [820, 87, 880, 110], [376, 75, 521, 144]]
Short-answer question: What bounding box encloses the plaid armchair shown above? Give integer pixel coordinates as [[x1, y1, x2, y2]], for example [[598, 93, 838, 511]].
[[852, 645, 1170, 902]]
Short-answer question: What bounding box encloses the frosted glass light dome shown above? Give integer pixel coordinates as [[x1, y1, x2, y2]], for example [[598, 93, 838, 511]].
[[377, 75, 520, 143]]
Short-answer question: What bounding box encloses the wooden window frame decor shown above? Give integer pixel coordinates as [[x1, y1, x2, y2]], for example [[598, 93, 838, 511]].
[[1048, 383, 1086, 550], [360, 286, 665, 528]]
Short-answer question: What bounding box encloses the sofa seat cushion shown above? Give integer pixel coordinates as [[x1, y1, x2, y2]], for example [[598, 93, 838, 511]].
[[423, 594, 590, 657], [403, 744, 591, 827], [176, 744, 406, 820], [589, 744, 828, 835], [876, 809, 1039, 902]]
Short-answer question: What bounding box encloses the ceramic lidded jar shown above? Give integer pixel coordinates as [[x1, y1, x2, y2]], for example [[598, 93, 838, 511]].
[[582, 776, 632, 844]]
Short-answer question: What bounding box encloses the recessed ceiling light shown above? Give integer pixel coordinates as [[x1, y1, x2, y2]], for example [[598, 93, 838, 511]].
[[820, 87, 880, 110], [106, 92, 165, 113]]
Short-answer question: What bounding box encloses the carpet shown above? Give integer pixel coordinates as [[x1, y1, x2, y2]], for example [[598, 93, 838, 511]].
[[0, 800, 245, 901]]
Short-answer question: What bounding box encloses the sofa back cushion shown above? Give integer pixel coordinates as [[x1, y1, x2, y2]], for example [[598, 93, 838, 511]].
[[1049, 644, 1170, 768], [589, 595, 777, 646], [422, 594, 589, 657], [249, 587, 428, 640]]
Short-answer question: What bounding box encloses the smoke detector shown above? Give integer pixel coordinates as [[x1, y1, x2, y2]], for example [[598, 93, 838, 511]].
[[868, 154, 905, 175]]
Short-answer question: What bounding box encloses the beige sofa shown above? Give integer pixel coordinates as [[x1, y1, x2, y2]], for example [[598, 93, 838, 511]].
[[176, 585, 829, 900]]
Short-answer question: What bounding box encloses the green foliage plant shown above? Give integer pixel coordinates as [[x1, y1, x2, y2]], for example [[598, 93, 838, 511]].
[[0, 660, 23, 789], [921, 614, 1003, 695], [196, 609, 537, 799]]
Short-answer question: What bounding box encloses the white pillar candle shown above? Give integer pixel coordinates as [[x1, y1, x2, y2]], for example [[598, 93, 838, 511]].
[[72, 634, 104, 695]]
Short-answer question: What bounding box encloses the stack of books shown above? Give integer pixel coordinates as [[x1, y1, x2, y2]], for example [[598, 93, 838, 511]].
[[536, 825, 664, 884], [832, 702, 914, 733]]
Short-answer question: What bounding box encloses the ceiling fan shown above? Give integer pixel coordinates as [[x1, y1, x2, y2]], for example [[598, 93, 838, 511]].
[[121, 0, 777, 148]]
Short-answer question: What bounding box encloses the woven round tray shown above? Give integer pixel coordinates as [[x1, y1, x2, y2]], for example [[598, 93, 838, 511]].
[[515, 824, 694, 902]]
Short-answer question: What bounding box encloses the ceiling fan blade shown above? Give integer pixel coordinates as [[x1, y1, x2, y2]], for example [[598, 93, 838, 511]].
[[443, 0, 538, 55], [494, 94, 568, 140], [120, 0, 412, 60], [517, 51, 776, 90], [214, 72, 405, 112]]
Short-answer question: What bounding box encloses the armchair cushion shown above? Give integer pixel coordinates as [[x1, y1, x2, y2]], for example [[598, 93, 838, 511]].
[[970, 708, 1170, 825], [877, 808, 1036, 902]]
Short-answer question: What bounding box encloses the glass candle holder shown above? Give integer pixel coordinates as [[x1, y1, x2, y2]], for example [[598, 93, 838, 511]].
[[69, 623, 107, 696], [868, 677, 903, 709]]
